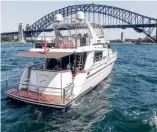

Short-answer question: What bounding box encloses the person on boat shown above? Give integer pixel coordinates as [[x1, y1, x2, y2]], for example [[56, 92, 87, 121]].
[[67, 62, 72, 69], [67, 62, 75, 75], [82, 33, 87, 46], [54, 64, 59, 70]]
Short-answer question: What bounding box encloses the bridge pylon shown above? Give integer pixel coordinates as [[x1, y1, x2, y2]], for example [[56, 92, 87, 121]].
[[18, 23, 27, 43]]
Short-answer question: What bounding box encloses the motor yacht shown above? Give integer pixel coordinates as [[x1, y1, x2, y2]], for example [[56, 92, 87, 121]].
[[5, 12, 117, 108]]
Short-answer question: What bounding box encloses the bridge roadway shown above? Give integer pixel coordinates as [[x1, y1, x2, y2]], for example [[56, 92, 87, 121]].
[[1, 24, 156, 36]]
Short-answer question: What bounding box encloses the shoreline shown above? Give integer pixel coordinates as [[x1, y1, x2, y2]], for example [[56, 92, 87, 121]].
[[111, 42, 157, 45], [2, 40, 156, 44], [1, 42, 34, 44]]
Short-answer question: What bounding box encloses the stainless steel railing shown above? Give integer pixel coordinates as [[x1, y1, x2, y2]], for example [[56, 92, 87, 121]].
[[34, 36, 91, 49], [17, 82, 73, 104]]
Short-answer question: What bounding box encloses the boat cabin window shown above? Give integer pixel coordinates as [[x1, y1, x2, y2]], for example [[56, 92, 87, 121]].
[[94, 51, 103, 62], [46, 58, 60, 70], [54, 26, 71, 37], [45, 55, 75, 71], [61, 55, 74, 70], [45, 53, 87, 75]]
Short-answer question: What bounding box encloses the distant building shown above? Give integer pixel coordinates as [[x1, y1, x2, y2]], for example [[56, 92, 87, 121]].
[[121, 32, 125, 42], [145, 36, 150, 40], [153, 35, 156, 39], [13, 36, 18, 40]]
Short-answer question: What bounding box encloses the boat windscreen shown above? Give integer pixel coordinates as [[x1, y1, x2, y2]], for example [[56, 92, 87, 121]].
[[54, 22, 88, 30]]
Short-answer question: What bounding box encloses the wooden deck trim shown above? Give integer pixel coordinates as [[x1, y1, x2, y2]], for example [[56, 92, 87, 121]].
[[5, 89, 71, 106]]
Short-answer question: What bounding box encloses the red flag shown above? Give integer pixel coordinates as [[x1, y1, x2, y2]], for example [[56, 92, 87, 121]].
[[43, 39, 47, 54]]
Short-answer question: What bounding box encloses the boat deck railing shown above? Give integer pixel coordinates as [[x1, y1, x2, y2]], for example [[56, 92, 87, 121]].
[[28, 64, 70, 73], [35, 36, 91, 49], [16, 81, 73, 104]]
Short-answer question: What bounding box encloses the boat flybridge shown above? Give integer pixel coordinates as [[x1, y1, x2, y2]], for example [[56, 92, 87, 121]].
[[5, 12, 117, 108]]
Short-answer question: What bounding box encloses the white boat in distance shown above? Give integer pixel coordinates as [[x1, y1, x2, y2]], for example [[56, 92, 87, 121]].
[[5, 12, 117, 108]]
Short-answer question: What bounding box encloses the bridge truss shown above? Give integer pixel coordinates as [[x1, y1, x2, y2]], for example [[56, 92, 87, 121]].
[[1, 4, 157, 42], [26, 4, 157, 41]]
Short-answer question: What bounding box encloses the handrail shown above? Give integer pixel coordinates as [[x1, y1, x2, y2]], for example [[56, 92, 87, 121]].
[[19, 81, 74, 90], [18, 83, 62, 90], [63, 89, 65, 104], [18, 81, 73, 104], [30, 66, 70, 73], [34, 36, 91, 49]]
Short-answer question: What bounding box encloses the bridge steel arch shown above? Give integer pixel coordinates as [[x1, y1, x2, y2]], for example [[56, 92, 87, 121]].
[[27, 4, 157, 41]]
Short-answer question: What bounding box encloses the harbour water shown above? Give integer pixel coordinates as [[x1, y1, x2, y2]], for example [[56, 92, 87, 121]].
[[1, 43, 157, 132]]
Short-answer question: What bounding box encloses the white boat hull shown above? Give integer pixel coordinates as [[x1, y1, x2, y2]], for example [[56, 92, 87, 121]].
[[5, 18, 118, 109], [5, 53, 116, 108], [72, 55, 116, 98]]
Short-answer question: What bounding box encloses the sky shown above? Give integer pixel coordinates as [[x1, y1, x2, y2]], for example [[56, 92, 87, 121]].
[[1, 1, 157, 40]]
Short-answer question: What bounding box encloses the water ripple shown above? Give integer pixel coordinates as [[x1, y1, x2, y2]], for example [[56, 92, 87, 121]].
[[1, 43, 157, 132]]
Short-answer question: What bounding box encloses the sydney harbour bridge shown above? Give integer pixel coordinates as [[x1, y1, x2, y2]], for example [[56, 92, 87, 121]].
[[1, 4, 157, 42]]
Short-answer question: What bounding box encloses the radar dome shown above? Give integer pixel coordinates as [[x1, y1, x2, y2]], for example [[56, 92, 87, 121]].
[[76, 11, 85, 20], [55, 14, 63, 22]]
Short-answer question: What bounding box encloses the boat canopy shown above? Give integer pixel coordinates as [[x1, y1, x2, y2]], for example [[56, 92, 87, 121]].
[[16, 51, 73, 59]]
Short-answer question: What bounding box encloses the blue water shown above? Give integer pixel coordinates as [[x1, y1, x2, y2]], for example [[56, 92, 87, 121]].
[[1, 43, 157, 132]]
